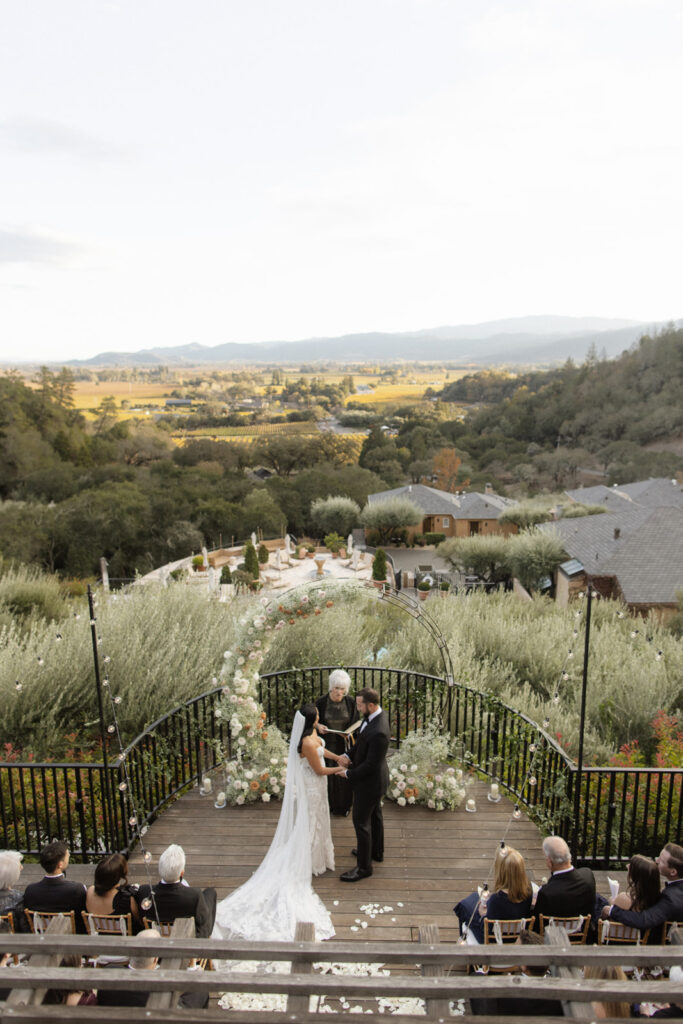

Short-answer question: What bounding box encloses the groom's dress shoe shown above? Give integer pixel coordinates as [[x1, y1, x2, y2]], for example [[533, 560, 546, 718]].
[[340, 867, 373, 882], [351, 848, 383, 862]]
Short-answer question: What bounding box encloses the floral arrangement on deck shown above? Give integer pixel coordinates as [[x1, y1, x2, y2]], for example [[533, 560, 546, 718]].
[[386, 721, 469, 812]]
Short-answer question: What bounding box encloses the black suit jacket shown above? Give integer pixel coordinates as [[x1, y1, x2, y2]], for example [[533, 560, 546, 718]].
[[611, 879, 683, 933], [23, 875, 87, 932], [534, 867, 596, 921], [347, 711, 390, 797], [137, 881, 216, 939]]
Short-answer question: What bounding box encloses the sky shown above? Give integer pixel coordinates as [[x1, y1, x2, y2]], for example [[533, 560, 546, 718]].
[[1, 0, 682, 363]]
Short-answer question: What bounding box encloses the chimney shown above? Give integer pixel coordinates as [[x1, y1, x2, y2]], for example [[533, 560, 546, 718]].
[[614, 527, 621, 540], [484, 482, 493, 495]]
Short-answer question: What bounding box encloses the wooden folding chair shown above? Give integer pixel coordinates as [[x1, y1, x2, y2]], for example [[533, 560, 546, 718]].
[[82, 911, 133, 966], [0, 911, 15, 933], [664, 921, 682, 943], [143, 916, 212, 970], [24, 909, 76, 935], [598, 918, 650, 945], [538, 914, 590, 944], [480, 916, 535, 974]]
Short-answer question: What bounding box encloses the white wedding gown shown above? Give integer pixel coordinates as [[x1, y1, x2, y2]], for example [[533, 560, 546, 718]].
[[212, 717, 335, 943]]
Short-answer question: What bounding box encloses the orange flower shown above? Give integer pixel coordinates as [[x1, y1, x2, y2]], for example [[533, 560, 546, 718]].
[[245, 723, 252, 731], [289, 618, 295, 625], [261, 731, 268, 740], [260, 771, 269, 780], [314, 608, 321, 615], [296, 609, 302, 615], [249, 780, 260, 791], [302, 613, 308, 619], [326, 601, 334, 608]]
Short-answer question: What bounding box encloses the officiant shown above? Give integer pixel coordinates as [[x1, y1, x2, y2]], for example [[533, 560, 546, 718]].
[[316, 669, 359, 816]]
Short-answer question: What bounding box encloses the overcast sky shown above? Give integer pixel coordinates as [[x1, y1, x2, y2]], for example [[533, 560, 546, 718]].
[[1, 0, 681, 363]]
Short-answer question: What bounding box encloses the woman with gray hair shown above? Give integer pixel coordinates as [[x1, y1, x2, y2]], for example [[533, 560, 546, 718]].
[[0, 850, 26, 930], [315, 669, 359, 816]]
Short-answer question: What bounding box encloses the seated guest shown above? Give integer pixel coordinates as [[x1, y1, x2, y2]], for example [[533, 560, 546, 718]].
[[470, 930, 564, 1016], [533, 835, 595, 935], [97, 928, 209, 1010], [23, 840, 87, 932], [603, 843, 683, 939], [455, 845, 533, 943], [97, 928, 161, 1008], [85, 853, 143, 933], [44, 954, 97, 1007], [584, 965, 632, 1019], [137, 844, 216, 938], [649, 965, 683, 1018], [0, 849, 29, 932], [608, 853, 661, 941]]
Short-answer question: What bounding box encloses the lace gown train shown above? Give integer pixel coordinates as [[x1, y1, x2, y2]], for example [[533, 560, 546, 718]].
[[212, 740, 335, 943]]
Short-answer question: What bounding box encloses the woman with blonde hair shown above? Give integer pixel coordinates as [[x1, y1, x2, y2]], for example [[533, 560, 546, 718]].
[[584, 965, 632, 1019], [455, 845, 533, 943]]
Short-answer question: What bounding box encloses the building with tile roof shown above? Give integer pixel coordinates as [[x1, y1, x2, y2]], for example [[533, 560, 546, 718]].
[[366, 483, 517, 539]]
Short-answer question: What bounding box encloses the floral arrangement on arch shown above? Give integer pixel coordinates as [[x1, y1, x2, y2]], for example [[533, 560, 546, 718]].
[[387, 721, 469, 812], [212, 586, 344, 806]]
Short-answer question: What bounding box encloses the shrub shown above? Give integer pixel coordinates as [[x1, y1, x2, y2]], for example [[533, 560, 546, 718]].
[[424, 532, 446, 545], [417, 579, 431, 592], [191, 555, 204, 571], [220, 564, 232, 584], [323, 532, 344, 554], [243, 541, 260, 580], [309, 495, 360, 537], [360, 497, 423, 544], [257, 543, 269, 565], [372, 548, 388, 582]]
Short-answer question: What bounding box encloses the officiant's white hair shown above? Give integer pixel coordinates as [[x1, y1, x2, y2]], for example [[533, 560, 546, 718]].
[[328, 669, 351, 693], [0, 849, 23, 889]]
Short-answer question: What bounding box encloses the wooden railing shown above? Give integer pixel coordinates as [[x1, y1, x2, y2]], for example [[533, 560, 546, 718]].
[[1, 666, 681, 866], [3, 921, 683, 1022]]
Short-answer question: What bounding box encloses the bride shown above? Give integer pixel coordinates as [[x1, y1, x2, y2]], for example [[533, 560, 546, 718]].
[[212, 704, 342, 942]]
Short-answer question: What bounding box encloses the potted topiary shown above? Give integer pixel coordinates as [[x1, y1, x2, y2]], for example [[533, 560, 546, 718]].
[[257, 543, 269, 566], [440, 580, 450, 597], [324, 532, 344, 557], [372, 548, 388, 588], [220, 564, 232, 584], [295, 544, 304, 559], [417, 579, 431, 601], [192, 554, 204, 573], [306, 543, 316, 558], [219, 564, 233, 601], [243, 540, 260, 580]]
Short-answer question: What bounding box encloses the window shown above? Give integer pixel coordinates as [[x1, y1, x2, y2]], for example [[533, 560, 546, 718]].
[[442, 517, 450, 527]]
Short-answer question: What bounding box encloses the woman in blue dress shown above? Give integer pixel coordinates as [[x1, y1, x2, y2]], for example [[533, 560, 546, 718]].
[[454, 845, 533, 943]]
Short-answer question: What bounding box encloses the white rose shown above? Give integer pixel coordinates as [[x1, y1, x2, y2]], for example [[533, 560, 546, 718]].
[[262, 793, 271, 802], [411, 764, 418, 772], [397, 797, 406, 807], [426, 781, 434, 789], [435, 788, 444, 798], [245, 770, 254, 779], [427, 799, 435, 809], [434, 774, 443, 783], [238, 737, 246, 746], [407, 796, 416, 804], [391, 789, 400, 798], [271, 784, 280, 794], [400, 764, 408, 772], [224, 650, 232, 659], [397, 781, 406, 791], [446, 767, 455, 775], [236, 795, 245, 805], [407, 777, 415, 786]]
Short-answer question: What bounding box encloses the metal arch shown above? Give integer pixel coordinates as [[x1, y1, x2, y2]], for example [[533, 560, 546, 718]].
[[263, 575, 455, 688]]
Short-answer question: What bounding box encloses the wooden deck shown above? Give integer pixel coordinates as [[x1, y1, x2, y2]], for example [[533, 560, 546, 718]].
[[19, 777, 622, 940], [118, 777, 620, 942]]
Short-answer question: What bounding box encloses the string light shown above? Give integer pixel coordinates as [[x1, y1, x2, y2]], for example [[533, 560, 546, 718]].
[[37, 657, 44, 666], [107, 724, 115, 734], [513, 805, 522, 820], [15, 681, 22, 692]]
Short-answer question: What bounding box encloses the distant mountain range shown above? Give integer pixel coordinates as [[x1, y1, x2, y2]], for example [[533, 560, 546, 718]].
[[66, 315, 680, 367]]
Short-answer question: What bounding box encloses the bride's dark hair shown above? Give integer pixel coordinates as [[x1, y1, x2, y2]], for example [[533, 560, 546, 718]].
[[297, 703, 318, 752]]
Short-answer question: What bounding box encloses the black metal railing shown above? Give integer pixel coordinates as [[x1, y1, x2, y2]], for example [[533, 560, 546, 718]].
[[2, 667, 681, 866]]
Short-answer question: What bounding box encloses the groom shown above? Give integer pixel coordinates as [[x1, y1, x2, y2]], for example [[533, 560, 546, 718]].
[[337, 687, 390, 882]]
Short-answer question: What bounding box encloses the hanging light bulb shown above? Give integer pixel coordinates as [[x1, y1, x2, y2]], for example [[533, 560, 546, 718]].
[[15, 681, 22, 692], [97, 637, 103, 645], [128, 815, 137, 826], [55, 633, 62, 642], [103, 677, 109, 687], [630, 630, 638, 639], [567, 650, 574, 658], [562, 672, 569, 681], [107, 724, 115, 734], [37, 657, 44, 666], [553, 694, 560, 704], [543, 718, 550, 729], [118, 781, 127, 792], [103, 655, 111, 663], [529, 743, 537, 753], [513, 805, 522, 820], [140, 897, 152, 911], [528, 776, 537, 787], [143, 851, 152, 864], [113, 696, 122, 705], [656, 651, 663, 661], [90, 618, 96, 626], [617, 611, 625, 618]]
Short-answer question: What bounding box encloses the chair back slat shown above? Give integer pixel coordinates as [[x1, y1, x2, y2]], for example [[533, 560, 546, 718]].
[[82, 911, 132, 936], [598, 919, 649, 945], [0, 911, 15, 933], [24, 909, 76, 935], [483, 916, 534, 944], [539, 914, 590, 944]]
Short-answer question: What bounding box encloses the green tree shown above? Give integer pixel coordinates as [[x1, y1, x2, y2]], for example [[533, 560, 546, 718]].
[[360, 497, 423, 544], [507, 529, 567, 593], [438, 534, 511, 585], [372, 547, 388, 582], [309, 496, 360, 538]]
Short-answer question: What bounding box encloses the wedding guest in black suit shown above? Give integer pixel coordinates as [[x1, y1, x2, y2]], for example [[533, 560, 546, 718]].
[[23, 840, 87, 932], [137, 844, 216, 938], [315, 669, 359, 817], [337, 687, 390, 882], [533, 835, 595, 936], [602, 842, 683, 939]]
